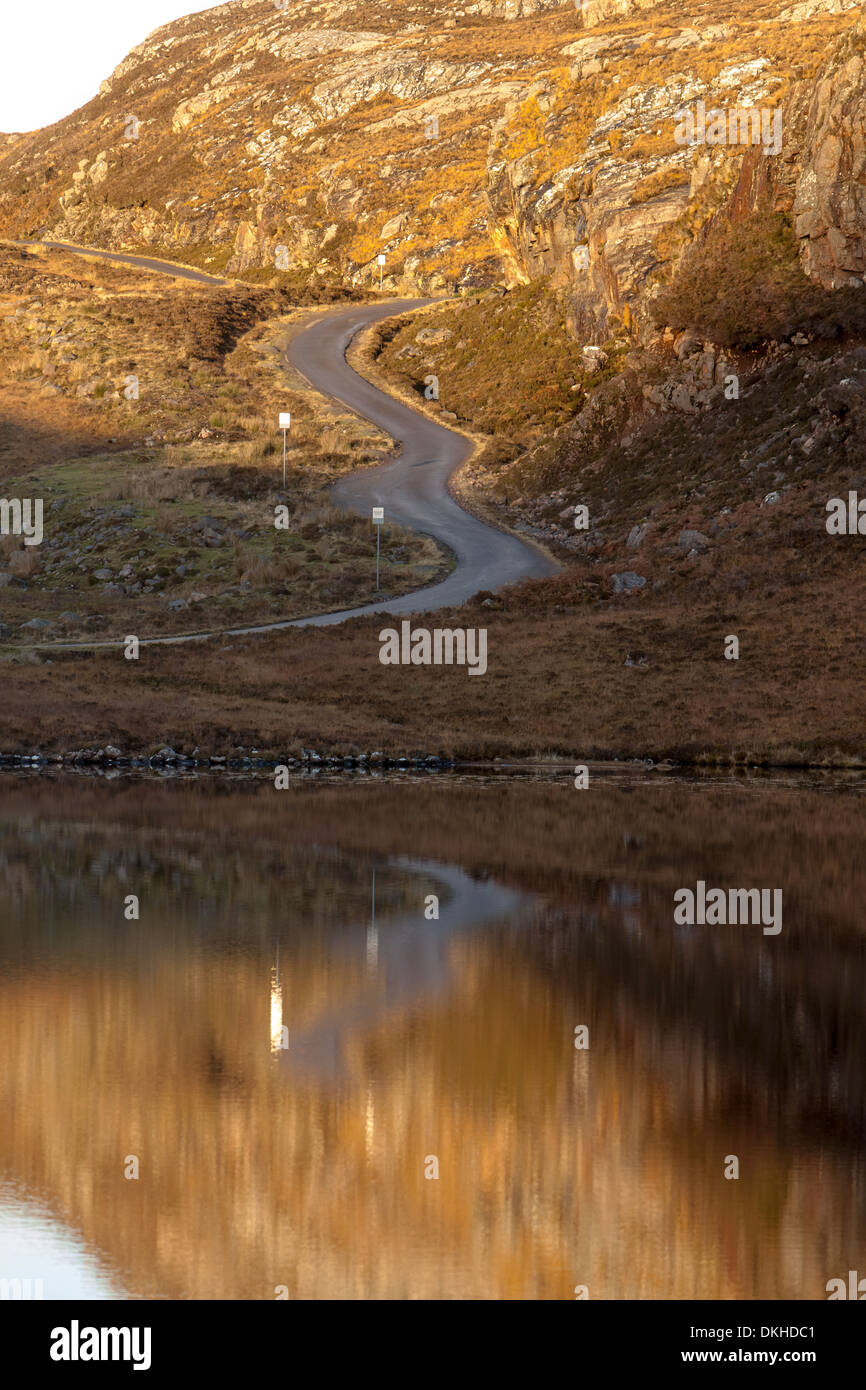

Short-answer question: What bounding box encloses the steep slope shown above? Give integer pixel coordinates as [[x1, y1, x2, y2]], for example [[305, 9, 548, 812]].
[[0, 0, 861, 323]]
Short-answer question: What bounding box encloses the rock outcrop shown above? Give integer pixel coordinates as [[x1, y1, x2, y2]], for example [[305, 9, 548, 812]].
[[0, 0, 862, 323], [789, 19, 866, 287], [488, 10, 866, 337]]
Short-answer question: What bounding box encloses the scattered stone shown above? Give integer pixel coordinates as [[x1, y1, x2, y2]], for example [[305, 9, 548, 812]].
[[581, 345, 608, 373], [415, 326, 452, 346], [677, 528, 710, 554], [381, 211, 410, 239], [612, 570, 646, 593], [673, 330, 702, 360]]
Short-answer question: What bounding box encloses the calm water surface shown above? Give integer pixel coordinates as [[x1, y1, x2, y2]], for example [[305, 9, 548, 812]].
[[1, 771, 864, 1300]]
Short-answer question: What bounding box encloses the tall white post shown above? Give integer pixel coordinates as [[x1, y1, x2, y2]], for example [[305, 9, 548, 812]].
[[372, 506, 384, 589], [278, 412, 291, 488]]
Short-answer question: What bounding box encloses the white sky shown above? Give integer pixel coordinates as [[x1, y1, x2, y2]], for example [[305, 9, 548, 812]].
[[0, 2, 226, 133]]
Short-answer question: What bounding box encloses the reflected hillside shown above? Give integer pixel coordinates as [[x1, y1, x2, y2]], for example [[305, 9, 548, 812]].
[[1, 775, 864, 1298]]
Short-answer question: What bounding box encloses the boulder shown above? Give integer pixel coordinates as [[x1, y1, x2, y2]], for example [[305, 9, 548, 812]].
[[612, 570, 646, 592], [677, 529, 710, 553]]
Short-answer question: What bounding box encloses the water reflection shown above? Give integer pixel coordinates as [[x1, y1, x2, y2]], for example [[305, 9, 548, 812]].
[[269, 963, 285, 1057], [285, 860, 528, 1081], [0, 774, 864, 1300]]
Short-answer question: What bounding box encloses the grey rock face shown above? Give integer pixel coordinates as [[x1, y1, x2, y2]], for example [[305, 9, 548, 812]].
[[612, 570, 646, 592]]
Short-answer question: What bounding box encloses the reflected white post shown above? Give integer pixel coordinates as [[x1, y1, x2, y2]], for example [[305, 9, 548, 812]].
[[366, 866, 378, 972], [270, 943, 285, 1053]]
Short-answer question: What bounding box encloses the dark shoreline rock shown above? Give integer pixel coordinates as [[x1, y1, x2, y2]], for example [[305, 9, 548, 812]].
[[0, 747, 456, 773]]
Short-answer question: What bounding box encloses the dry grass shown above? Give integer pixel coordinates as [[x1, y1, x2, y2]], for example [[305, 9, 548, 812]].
[[651, 202, 866, 349], [2, 568, 864, 764], [630, 166, 690, 205]]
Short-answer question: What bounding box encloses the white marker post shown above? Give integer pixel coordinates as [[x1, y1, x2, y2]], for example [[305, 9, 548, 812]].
[[372, 506, 384, 589], [278, 412, 291, 488], [377, 253, 386, 291]]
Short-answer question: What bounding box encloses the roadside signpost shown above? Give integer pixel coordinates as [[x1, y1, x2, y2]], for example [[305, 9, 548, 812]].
[[372, 506, 384, 589], [278, 412, 291, 488], [377, 253, 386, 291]]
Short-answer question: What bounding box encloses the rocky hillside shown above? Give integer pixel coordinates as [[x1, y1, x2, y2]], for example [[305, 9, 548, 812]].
[[0, 0, 862, 335]]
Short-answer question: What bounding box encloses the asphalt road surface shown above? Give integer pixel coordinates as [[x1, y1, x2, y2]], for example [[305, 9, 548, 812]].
[[10, 239, 229, 285]]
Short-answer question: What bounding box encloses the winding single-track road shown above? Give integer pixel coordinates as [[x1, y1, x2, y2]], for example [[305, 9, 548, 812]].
[[286, 298, 558, 628], [12, 241, 559, 646], [9, 239, 230, 286]]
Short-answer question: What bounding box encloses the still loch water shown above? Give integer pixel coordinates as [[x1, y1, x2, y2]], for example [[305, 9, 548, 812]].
[[1, 771, 864, 1300]]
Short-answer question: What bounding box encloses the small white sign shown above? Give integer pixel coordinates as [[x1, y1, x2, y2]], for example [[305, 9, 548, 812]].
[[372, 507, 384, 524], [278, 412, 291, 429], [377, 254, 386, 266]]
